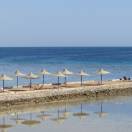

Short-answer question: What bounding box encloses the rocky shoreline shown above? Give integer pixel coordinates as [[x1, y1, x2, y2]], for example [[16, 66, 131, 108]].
[[1, 81, 132, 108]]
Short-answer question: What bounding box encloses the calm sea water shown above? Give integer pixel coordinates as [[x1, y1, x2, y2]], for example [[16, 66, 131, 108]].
[[0, 47, 132, 87], [0, 96, 132, 132]]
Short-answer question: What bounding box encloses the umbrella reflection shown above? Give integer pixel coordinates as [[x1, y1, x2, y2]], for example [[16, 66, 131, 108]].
[[73, 104, 89, 120], [95, 102, 108, 118], [62, 103, 70, 118], [51, 107, 67, 124], [37, 111, 51, 121], [10, 112, 25, 125], [21, 113, 40, 127], [0, 116, 13, 132]]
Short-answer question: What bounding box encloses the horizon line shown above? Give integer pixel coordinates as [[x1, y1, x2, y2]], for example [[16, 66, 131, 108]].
[[0, 46, 132, 48]]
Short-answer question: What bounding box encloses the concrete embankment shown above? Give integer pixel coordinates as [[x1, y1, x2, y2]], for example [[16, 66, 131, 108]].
[[0, 81, 132, 107]]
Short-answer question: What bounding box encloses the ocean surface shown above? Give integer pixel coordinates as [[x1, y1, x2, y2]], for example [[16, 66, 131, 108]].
[[0, 47, 132, 87]]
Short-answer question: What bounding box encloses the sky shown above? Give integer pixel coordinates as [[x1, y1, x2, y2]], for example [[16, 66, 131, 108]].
[[0, 0, 132, 47]]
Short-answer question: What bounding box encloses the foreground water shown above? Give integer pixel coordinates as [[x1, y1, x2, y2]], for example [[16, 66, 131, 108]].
[[0, 47, 132, 87], [0, 96, 132, 132]]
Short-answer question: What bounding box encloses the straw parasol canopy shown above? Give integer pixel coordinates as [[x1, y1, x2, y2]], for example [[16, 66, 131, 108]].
[[21, 113, 40, 127], [97, 68, 110, 84], [53, 71, 65, 87], [77, 70, 89, 86], [24, 72, 39, 88], [40, 69, 50, 84], [73, 104, 89, 120], [15, 70, 25, 88], [62, 68, 73, 84], [0, 74, 13, 91], [95, 102, 108, 118]]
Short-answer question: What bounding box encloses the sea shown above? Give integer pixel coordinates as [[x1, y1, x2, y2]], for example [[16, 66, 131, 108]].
[[0, 47, 132, 87], [0, 47, 132, 132]]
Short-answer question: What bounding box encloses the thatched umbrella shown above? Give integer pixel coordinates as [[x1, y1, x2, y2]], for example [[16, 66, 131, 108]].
[[21, 113, 40, 127], [97, 68, 110, 84], [95, 102, 108, 118], [0, 74, 13, 91], [62, 68, 73, 85], [40, 69, 50, 84], [53, 71, 65, 88], [24, 72, 38, 88], [73, 104, 89, 120], [77, 70, 89, 86], [15, 70, 25, 88]]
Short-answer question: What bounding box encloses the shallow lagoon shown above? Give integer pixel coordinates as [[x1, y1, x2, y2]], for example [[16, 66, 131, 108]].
[[0, 96, 132, 132]]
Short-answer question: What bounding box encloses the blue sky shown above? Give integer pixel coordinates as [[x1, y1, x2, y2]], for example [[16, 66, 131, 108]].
[[0, 0, 132, 47]]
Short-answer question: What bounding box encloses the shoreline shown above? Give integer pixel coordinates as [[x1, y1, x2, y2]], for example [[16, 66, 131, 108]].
[[1, 81, 132, 108]]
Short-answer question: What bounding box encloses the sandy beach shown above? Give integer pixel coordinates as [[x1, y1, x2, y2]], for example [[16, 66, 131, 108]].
[[1, 80, 132, 107]]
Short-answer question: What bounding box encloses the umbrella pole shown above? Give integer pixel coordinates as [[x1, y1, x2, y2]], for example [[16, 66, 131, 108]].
[[81, 104, 83, 113], [3, 80, 4, 91], [58, 76, 59, 88], [57, 109, 60, 119], [16, 113, 19, 120], [65, 76, 67, 84], [81, 75, 83, 86], [17, 76, 19, 88], [29, 113, 32, 120], [2, 117, 5, 125], [100, 74, 103, 84], [43, 74, 45, 84], [101, 103, 103, 113], [30, 79, 32, 88], [64, 103, 67, 113]]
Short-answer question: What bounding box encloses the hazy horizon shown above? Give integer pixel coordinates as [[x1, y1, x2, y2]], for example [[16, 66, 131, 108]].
[[0, 42, 132, 47]]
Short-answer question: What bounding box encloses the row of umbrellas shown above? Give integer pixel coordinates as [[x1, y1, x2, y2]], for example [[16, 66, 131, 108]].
[[0, 68, 110, 90]]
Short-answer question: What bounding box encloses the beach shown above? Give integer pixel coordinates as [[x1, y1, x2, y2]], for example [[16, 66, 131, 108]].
[[1, 0, 132, 130], [1, 80, 132, 108], [0, 47, 132, 109], [0, 48, 132, 132]]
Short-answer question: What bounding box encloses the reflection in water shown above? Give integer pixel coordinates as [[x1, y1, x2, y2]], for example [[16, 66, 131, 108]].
[[1, 96, 132, 132], [51, 104, 67, 124], [10, 112, 25, 125], [73, 104, 89, 120], [37, 111, 51, 121], [0, 117, 13, 132], [21, 113, 40, 127], [62, 103, 70, 118], [95, 102, 108, 118]]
